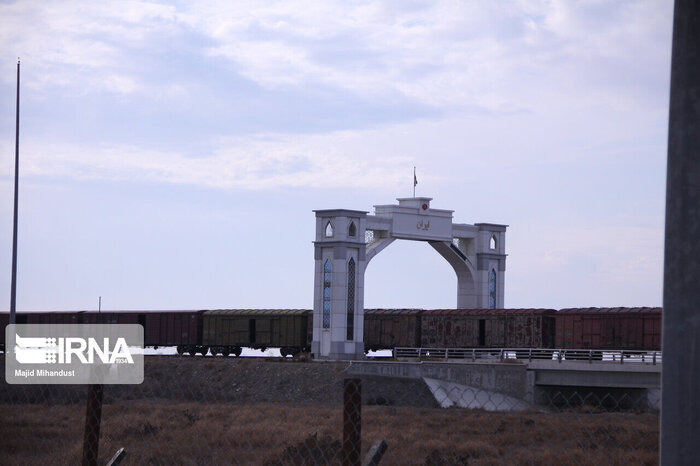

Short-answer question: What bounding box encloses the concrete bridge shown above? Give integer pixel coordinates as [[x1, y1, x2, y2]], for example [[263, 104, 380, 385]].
[[344, 359, 661, 410]]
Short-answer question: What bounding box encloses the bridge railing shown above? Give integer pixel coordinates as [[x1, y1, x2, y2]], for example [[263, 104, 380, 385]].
[[393, 347, 662, 364]]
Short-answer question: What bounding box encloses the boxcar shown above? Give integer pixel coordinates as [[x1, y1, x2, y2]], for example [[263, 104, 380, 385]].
[[555, 307, 662, 350], [363, 309, 422, 351], [143, 310, 204, 350], [421, 309, 557, 348], [203, 309, 310, 357], [79, 310, 205, 353]]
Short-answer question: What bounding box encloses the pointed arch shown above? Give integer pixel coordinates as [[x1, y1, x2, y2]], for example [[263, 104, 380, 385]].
[[490, 234, 497, 250], [323, 259, 332, 328], [348, 221, 357, 237], [325, 221, 334, 238], [346, 257, 356, 340], [489, 269, 497, 309]]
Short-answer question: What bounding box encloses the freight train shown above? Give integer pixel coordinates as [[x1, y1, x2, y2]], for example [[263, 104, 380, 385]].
[[0, 307, 662, 357]]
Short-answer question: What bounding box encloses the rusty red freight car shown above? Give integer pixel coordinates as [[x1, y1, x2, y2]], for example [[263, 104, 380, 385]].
[[82, 310, 205, 352], [555, 307, 662, 350], [421, 309, 557, 348], [363, 309, 422, 351]]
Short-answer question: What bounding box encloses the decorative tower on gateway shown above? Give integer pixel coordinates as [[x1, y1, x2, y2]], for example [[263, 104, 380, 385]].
[[312, 197, 507, 360]]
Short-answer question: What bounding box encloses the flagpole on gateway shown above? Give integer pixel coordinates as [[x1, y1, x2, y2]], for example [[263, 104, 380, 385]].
[[413, 166, 417, 198]]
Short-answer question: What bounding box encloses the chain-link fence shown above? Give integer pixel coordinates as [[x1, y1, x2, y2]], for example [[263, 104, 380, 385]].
[[0, 353, 659, 465]]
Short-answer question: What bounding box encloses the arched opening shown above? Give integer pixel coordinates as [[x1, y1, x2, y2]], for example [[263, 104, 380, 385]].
[[348, 221, 357, 237], [490, 234, 497, 250], [323, 259, 332, 327], [325, 221, 334, 238], [347, 257, 355, 340], [364, 241, 457, 309], [489, 269, 497, 309]]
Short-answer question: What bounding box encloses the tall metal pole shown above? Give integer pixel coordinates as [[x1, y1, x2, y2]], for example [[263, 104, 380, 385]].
[[661, 1, 700, 464], [10, 58, 20, 325]]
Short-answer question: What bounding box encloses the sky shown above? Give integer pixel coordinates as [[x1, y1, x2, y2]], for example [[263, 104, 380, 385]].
[[0, 0, 673, 312]]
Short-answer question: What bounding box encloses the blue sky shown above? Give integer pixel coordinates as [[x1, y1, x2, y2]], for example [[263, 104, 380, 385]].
[[0, 0, 673, 311]]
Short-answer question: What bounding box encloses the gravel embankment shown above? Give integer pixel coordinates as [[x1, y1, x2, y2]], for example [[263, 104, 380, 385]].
[[0, 355, 437, 407]]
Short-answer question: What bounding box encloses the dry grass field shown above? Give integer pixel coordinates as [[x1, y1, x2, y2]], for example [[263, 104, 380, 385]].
[[0, 356, 659, 465], [0, 401, 659, 465]]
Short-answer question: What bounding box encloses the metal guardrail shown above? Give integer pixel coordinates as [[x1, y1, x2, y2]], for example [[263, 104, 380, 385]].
[[393, 347, 662, 364]]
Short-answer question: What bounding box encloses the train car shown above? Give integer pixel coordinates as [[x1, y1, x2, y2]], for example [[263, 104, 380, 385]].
[[555, 307, 662, 350], [203, 309, 310, 357], [421, 309, 557, 349], [82, 310, 205, 353], [144, 311, 204, 352], [363, 309, 422, 351], [1, 311, 92, 351]]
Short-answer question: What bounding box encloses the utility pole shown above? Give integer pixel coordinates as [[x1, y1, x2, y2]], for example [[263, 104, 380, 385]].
[[661, 1, 700, 464], [10, 58, 20, 325]]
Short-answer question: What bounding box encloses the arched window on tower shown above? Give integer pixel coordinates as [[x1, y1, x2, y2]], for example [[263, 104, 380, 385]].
[[347, 258, 355, 340], [490, 234, 497, 250], [325, 221, 334, 238], [323, 260, 332, 328], [489, 269, 497, 309], [348, 221, 357, 237]]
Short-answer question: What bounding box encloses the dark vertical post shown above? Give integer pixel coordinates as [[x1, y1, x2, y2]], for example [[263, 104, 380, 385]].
[[82, 384, 104, 466], [661, 1, 700, 464], [343, 378, 361, 466], [10, 58, 20, 325]]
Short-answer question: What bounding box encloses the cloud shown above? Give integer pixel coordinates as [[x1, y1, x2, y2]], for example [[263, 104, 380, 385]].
[[0, 129, 414, 190], [182, 0, 672, 111], [0, 0, 180, 94], [0, 0, 672, 114]]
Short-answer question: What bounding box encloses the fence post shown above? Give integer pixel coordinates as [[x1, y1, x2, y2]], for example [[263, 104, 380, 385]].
[[82, 384, 104, 466], [343, 378, 362, 466]]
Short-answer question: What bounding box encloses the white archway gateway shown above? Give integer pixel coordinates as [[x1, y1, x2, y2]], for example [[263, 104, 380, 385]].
[[312, 197, 507, 360]]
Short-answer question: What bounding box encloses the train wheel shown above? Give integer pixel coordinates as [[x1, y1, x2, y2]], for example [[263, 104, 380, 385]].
[[210, 347, 218, 356], [176, 345, 185, 356], [188, 346, 198, 356], [280, 348, 288, 357], [222, 348, 230, 357], [233, 347, 242, 357], [200, 346, 209, 356]]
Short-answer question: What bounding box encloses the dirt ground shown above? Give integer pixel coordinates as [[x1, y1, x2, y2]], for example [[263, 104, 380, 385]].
[[0, 355, 659, 465]]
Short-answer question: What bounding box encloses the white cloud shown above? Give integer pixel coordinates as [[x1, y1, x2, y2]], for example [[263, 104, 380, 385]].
[[0, 0, 672, 113], [0, 0, 180, 94], [2, 129, 414, 191]]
